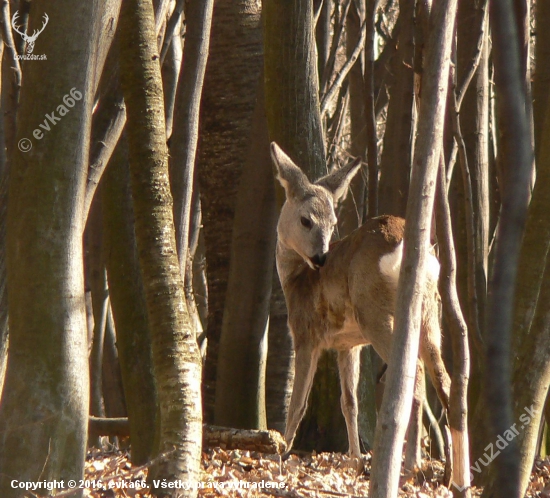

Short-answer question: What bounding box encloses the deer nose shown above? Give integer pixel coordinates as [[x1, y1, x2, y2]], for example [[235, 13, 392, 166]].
[[311, 253, 327, 269]]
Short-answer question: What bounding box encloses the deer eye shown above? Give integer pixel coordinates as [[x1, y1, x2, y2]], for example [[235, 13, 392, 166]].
[[300, 217, 312, 229]]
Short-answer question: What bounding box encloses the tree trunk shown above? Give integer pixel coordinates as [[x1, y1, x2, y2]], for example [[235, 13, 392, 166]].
[[369, 0, 457, 494], [170, 0, 213, 279], [102, 136, 157, 465], [214, 76, 277, 430], [480, 0, 534, 495], [263, 0, 326, 179], [436, 159, 471, 497], [118, 0, 202, 490], [533, 0, 550, 158], [455, 0, 490, 466], [377, 0, 415, 217], [0, 2, 101, 495], [482, 47, 550, 498], [264, 0, 350, 453], [198, 0, 263, 423]]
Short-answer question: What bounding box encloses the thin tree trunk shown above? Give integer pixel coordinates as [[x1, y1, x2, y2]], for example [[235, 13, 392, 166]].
[[0, 2, 101, 495], [118, 0, 202, 490], [101, 306, 127, 421], [455, 0, 490, 466], [170, 0, 213, 278], [436, 158, 471, 497], [86, 194, 108, 448], [481, 0, 534, 494], [215, 76, 277, 430], [369, 0, 457, 494], [363, 0, 380, 217], [102, 136, 157, 465]]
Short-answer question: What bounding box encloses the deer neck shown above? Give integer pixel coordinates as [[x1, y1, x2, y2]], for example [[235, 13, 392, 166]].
[[275, 239, 311, 290]]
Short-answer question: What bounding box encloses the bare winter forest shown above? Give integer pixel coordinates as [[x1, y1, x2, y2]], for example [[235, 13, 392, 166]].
[[0, 0, 548, 497]]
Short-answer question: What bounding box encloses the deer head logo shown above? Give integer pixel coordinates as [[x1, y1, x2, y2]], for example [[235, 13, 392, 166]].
[[12, 11, 49, 54]]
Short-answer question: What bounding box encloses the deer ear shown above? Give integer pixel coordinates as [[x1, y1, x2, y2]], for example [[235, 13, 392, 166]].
[[316, 157, 362, 203], [270, 142, 310, 199]]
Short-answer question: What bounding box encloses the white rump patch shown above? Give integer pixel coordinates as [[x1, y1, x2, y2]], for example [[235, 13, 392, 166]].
[[379, 241, 440, 285], [379, 241, 403, 286], [427, 252, 440, 282]]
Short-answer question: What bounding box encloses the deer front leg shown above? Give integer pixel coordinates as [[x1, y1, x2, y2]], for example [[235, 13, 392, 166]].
[[337, 347, 362, 457], [284, 344, 320, 452]]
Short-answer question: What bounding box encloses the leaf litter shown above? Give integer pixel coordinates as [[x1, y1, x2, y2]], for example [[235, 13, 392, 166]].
[[43, 447, 550, 497]]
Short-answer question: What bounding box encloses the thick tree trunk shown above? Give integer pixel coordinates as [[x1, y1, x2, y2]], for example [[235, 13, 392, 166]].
[[482, 50, 550, 498], [102, 136, 157, 465], [265, 274, 294, 434], [0, 2, 101, 495], [533, 0, 550, 158], [118, 0, 202, 491], [198, 0, 263, 423], [215, 77, 277, 430], [369, 0, 457, 494], [377, 0, 415, 217], [263, 0, 326, 179]]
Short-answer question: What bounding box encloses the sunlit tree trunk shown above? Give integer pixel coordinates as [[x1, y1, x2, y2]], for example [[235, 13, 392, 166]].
[[118, 0, 202, 491], [0, 2, 102, 495], [369, 0, 457, 493]]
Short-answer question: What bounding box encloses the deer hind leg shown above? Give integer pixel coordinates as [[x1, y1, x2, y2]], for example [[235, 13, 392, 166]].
[[404, 360, 425, 471], [337, 347, 362, 457], [420, 289, 451, 410], [284, 343, 320, 452]]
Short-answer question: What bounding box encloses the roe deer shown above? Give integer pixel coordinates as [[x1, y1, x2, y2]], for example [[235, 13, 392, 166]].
[[270, 142, 451, 458]]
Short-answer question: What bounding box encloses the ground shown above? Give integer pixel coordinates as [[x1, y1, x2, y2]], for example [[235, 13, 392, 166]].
[[73, 447, 550, 497]]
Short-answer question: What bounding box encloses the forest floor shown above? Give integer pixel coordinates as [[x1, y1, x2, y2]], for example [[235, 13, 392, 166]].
[[78, 446, 550, 497]]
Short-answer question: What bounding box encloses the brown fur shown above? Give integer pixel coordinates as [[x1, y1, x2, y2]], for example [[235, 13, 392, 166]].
[[270, 142, 450, 458]]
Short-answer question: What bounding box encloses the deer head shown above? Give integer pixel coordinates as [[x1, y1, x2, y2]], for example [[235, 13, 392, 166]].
[[270, 142, 362, 270], [12, 11, 49, 54]]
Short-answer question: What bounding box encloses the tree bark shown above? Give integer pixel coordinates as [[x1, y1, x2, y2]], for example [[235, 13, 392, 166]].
[[369, 0, 457, 494], [363, 0, 380, 217], [482, 44, 550, 498], [533, 0, 550, 158], [102, 135, 157, 465], [264, 0, 351, 453], [263, 0, 326, 179], [436, 158, 471, 497], [0, 2, 102, 495], [118, 0, 202, 491], [377, 0, 415, 217], [480, 0, 534, 495], [214, 76, 277, 430], [198, 0, 263, 423], [170, 0, 213, 278]]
